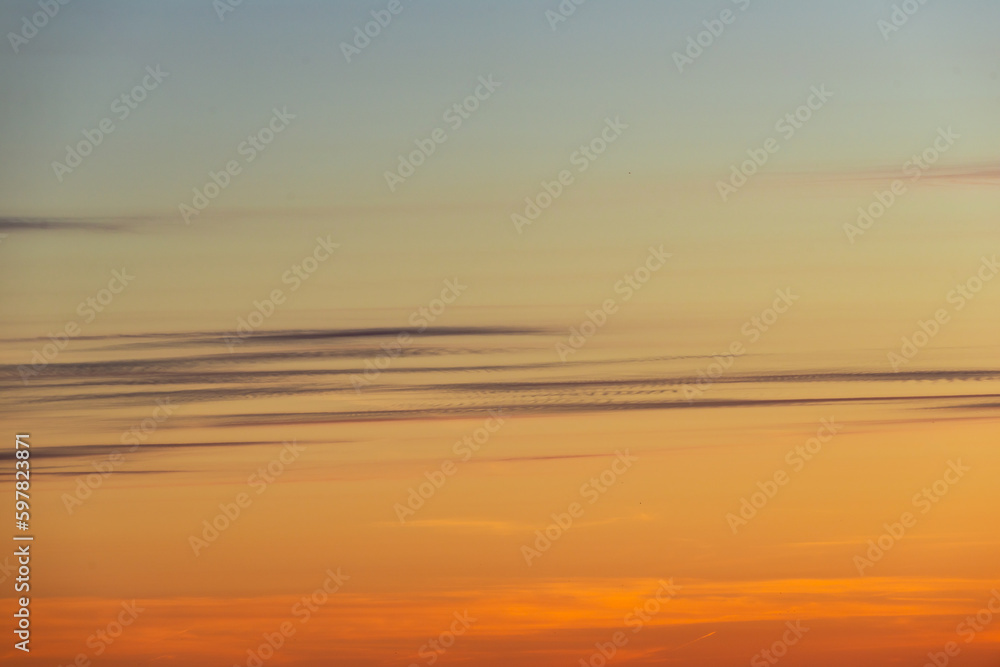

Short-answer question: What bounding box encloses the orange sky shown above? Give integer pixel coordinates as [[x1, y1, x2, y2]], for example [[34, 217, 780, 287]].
[[2, 1, 1000, 664]]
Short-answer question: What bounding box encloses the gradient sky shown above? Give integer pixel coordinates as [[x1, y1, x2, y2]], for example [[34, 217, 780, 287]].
[[1, 1, 999, 666]]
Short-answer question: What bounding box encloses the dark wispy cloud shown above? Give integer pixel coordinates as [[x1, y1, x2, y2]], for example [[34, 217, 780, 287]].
[[0, 325, 550, 351], [176, 392, 1000, 430], [84, 327, 549, 350], [3, 326, 998, 429], [778, 162, 1000, 187], [0, 216, 150, 233], [0, 439, 286, 461]]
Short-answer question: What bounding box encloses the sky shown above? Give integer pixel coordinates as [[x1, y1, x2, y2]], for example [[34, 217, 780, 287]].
[[1, 1, 999, 666]]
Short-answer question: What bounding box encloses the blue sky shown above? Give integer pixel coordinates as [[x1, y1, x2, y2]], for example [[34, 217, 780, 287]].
[[1, 0, 997, 218]]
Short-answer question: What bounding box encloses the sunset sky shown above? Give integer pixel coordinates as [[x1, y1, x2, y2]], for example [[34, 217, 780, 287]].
[[1, 1, 999, 665]]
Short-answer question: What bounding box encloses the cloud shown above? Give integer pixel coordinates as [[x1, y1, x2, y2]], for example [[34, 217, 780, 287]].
[[171, 391, 1000, 430], [3, 326, 998, 429], [3, 332, 1000, 427], [0, 216, 148, 233], [776, 162, 1000, 188], [0, 440, 288, 461]]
